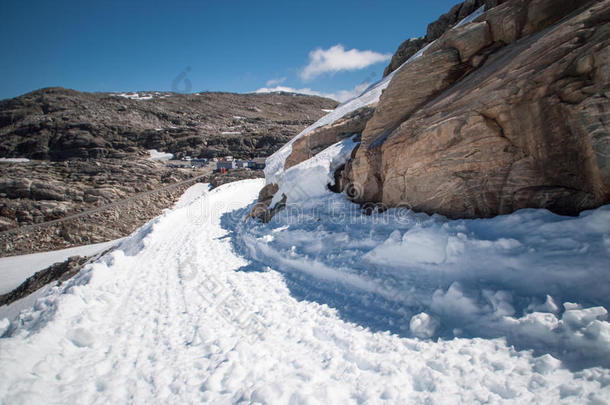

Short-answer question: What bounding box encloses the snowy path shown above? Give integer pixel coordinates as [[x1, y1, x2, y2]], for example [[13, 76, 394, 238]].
[[1, 180, 608, 404]]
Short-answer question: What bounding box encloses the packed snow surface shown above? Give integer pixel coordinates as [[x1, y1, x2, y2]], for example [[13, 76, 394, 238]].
[[1, 179, 608, 403], [0, 158, 30, 163]]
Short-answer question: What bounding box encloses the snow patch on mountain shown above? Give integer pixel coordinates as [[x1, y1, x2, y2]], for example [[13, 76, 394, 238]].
[[147, 149, 174, 161]]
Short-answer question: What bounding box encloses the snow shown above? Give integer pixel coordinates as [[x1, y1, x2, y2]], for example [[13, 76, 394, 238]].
[[0, 284, 56, 327], [0, 239, 122, 295], [0, 158, 30, 163], [0, 180, 608, 403], [238, 190, 610, 371], [173, 182, 210, 209], [147, 149, 174, 161], [111, 92, 162, 100], [269, 136, 357, 207]]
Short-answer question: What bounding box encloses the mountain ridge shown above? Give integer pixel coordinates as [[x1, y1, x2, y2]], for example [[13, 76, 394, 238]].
[[0, 87, 337, 161]]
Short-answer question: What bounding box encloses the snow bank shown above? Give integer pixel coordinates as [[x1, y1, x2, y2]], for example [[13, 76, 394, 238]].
[[0, 158, 30, 163], [236, 193, 610, 370], [269, 136, 357, 207]]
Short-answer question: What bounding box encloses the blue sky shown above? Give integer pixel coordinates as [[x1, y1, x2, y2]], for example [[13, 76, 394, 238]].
[[1, 0, 461, 101]]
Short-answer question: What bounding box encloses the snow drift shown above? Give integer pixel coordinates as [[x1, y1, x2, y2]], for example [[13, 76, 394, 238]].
[[1, 180, 609, 403]]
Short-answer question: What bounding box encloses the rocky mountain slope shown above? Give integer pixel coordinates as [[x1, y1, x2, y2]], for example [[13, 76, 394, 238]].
[[0, 88, 337, 160], [257, 0, 609, 220]]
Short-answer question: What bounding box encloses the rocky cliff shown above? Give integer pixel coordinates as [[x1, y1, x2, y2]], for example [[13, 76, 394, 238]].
[[255, 0, 609, 221], [349, 0, 609, 218]]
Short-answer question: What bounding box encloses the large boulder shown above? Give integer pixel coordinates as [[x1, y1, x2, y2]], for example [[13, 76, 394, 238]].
[[347, 0, 609, 218], [247, 183, 285, 223], [351, 48, 468, 202]]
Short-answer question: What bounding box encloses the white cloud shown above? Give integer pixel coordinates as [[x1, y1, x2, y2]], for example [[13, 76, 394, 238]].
[[300, 44, 391, 81], [265, 77, 286, 87], [255, 82, 370, 103]]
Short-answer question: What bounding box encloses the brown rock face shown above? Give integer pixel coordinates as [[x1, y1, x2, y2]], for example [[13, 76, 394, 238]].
[[284, 105, 375, 170], [428, 21, 493, 63], [351, 48, 468, 202], [0, 88, 337, 161], [347, 0, 609, 218]]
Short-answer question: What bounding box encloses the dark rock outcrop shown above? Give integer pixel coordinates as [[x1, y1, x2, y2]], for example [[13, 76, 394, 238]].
[[0, 159, 198, 232], [348, 0, 609, 218], [0, 255, 90, 307], [383, 37, 429, 78], [383, 0, 507, 77], [208, 168, 264, 189]]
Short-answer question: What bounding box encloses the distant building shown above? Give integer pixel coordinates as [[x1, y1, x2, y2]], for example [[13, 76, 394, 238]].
[[191, 158, 207, 168], [248, 158, 266, 170], [216, 161, 236, 171], [234, 159, 248, 168], [167, 158, 208, 169], [168, 160, 190, 168]]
